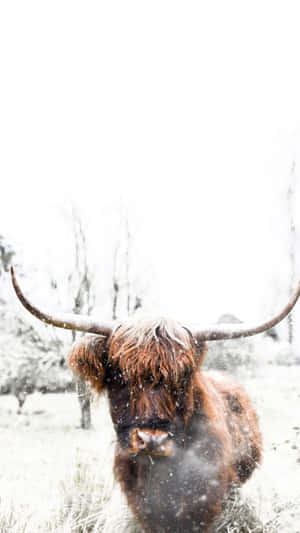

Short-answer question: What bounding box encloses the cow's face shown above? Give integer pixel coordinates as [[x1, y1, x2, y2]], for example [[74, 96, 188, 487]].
[[106, 318, 207, 457], [106, 375, 183, 456]]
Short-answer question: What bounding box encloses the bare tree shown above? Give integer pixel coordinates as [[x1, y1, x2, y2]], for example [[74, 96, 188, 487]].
[[287, 161, 297, 345], [111, 214, 143, 320], [69, 209, 95, 429], [112, 241, 120, 321], [125, 216, 131, 315], [0, 235, 15, 277]]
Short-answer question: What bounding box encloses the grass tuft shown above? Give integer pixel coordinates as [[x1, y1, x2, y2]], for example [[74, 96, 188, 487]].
[[215, 489, 278, 533]]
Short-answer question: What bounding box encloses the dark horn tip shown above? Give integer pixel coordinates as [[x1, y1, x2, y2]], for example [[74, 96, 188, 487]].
[[10, 265, 18, 289], [10, 265, 16, 285]]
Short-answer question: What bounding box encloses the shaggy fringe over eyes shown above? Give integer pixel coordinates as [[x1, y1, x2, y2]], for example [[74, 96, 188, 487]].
[[108, 317, 207, 390], [68, 335, 107, 394]]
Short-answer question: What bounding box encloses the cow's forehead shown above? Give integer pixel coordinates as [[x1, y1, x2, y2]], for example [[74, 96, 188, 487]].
[[106, 317, 205, 393], [109, 316, 197, 356]]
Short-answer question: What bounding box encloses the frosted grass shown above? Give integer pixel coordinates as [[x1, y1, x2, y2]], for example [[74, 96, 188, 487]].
[[0, 365, 299, 532]]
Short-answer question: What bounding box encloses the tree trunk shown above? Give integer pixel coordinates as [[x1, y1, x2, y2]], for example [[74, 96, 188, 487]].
[[77, 376, 91, 429], [73, 329, 91, 429], [16, 390, 26, 415], [287, 313, 293, 345], [287, 161, 296, 345]]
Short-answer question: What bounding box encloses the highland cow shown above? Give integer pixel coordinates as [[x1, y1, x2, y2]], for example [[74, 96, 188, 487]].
[[11, 267, 300, 532]]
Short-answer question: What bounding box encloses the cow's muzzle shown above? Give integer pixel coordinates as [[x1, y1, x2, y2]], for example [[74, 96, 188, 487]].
[[127, 428, 175, 456]]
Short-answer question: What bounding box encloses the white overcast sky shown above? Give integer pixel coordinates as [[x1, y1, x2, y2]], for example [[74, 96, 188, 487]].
[[1, 1, 300, 331]]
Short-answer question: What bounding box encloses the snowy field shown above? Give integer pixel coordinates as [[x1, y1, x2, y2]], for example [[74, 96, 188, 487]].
[[0, 365, 300, 533]]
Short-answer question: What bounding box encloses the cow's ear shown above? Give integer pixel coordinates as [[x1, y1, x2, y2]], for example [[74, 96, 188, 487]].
[[68, 335, 108, 394]]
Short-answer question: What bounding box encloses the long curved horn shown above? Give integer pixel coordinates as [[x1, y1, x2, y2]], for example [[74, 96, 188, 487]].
[[190, 280, 300, 342], [11, 266, 114, 337]]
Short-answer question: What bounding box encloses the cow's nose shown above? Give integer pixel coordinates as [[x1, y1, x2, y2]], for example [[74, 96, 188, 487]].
[[136, 429, 169, 452]]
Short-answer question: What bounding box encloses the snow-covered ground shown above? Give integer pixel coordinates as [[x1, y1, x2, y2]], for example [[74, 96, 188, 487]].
[[241, 365, 300, 532], [0, 365, 300, 532]]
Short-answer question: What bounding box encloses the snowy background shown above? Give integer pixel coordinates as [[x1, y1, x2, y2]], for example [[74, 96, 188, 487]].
[[1, 1, 300, 531]]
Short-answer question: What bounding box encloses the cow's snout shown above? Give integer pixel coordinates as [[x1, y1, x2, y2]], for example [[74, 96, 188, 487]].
[[136, 429, 168, 451], [128, 428, 174, 456]]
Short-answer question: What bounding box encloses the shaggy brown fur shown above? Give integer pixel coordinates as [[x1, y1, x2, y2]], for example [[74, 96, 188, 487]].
[[68, 317, 262, 533], [69, 334, 107, 394], [109, 318, 202, 387]]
